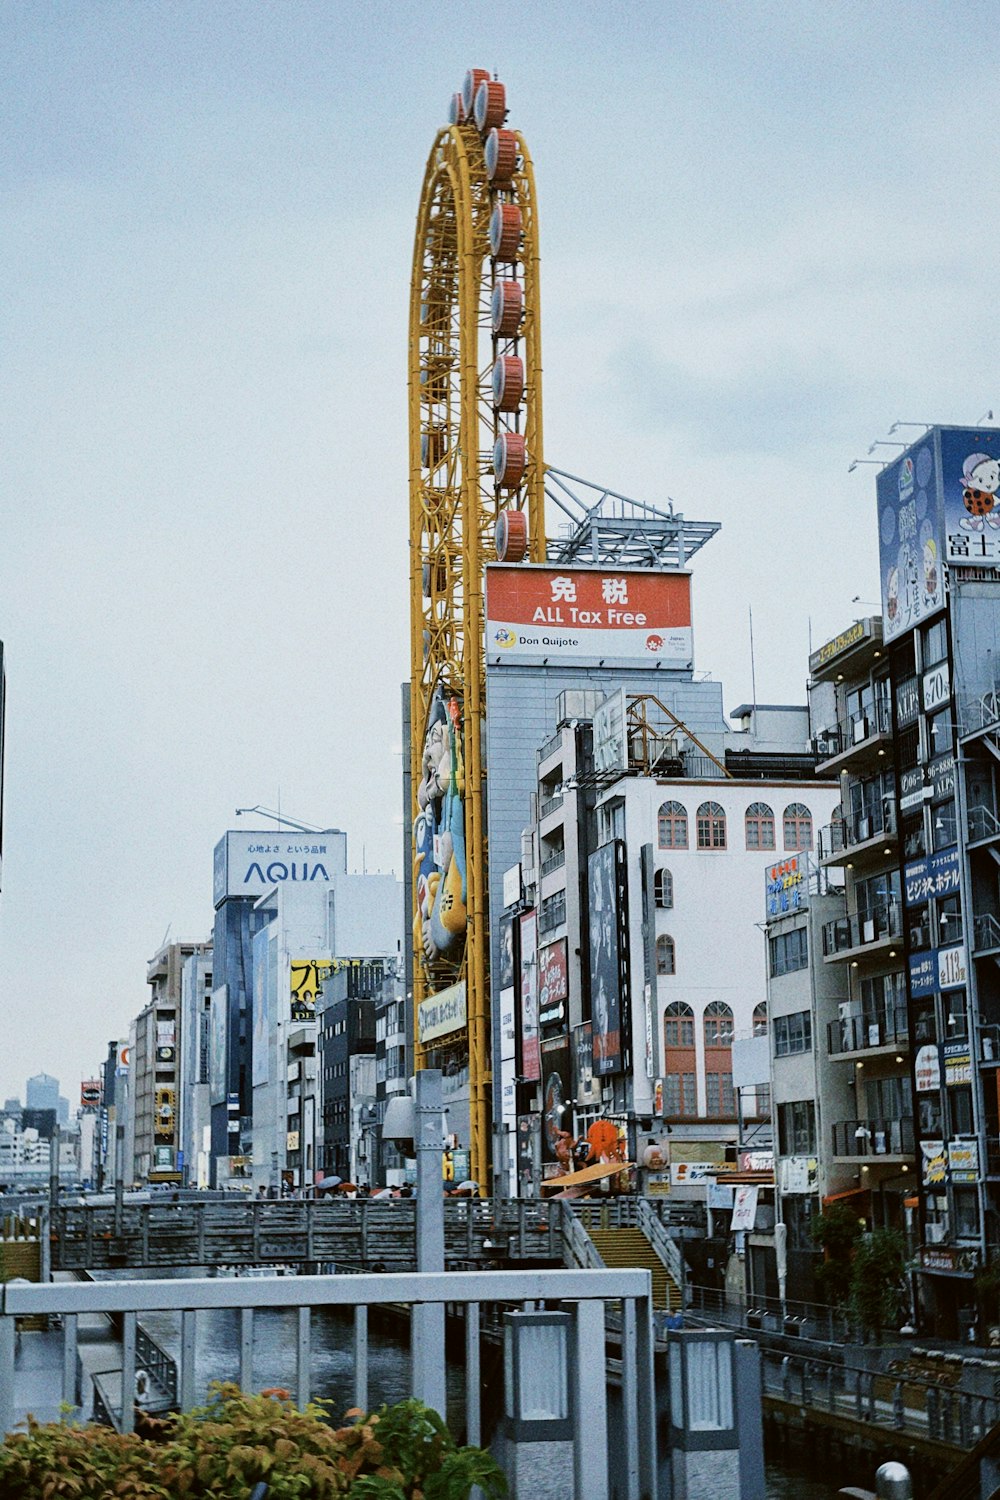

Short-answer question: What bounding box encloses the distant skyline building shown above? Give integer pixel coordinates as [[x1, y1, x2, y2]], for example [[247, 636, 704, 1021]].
[[25, 1072, 59, 1112]]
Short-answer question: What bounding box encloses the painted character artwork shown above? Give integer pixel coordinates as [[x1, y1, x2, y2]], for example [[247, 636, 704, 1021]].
[[413, 689, 467, 968], [959, 453, 1000, 533]]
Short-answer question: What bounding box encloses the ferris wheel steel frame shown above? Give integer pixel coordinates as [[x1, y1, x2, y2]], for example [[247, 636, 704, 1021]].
[[408, 102, 544, 1192]]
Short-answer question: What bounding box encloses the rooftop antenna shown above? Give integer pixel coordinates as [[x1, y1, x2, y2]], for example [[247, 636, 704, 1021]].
[[749, 605, 758, 738], [978, 409, 994, 424]]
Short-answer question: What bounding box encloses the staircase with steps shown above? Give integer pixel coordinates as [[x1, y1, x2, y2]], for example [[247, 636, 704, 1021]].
[[587, 1226, 682, 1311]]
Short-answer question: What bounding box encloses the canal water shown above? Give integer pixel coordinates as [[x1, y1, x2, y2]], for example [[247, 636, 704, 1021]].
[[108, 1271, 871, 1496]]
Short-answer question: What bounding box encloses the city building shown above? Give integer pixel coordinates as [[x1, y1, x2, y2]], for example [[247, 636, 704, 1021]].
[[178, 948, 215, 1188], [25, 1073, 59, 1113], [869, 424, 1000, 1337], [762, 851, 855, 1303], [317, 959, 383, 1182], [130, 938, 211, 1184], [495, 681, 839, 1197], [808, 616, 917, 1251]]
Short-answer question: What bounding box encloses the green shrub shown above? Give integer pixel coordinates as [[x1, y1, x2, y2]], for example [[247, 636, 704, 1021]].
[[0, 1385, 506, 1500]]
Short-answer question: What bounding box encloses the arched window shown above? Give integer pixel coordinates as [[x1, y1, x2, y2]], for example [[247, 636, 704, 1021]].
[[703, 1001, 735, 1117], [664, 1002, 696, 1117], [745, 802, 775, 851], [658, 801, 688, 850], [656, 934, 676, 976], [664, 1001, 694, 1047], [783, 802, 813, 851], [752, 1001, 768, 1036], [696, 801, 727, 850], [654, 868, 673, 909]]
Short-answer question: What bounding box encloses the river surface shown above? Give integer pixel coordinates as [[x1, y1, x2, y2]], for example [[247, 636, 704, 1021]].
[[106, 1270, 876, 1496]]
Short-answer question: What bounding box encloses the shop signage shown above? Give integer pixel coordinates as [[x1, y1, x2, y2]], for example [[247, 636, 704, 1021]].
[[417, 980, 467, 1045], [519, 911, 540, 1081], [923, 662, 951, 714], [921, 1139, 947, 1186], [779, 1156, 818, 1194], [706, 1181, 734, 1210], [920, 1244, 978, 1274], [938, 944, 967, 991], [944, 1041, 972, 1086], [904, 847, 960, 905], [808, 618, 872, 674], [948, 1138, 979, 1183], [730, 1184, 759, 1232], [669, 1160, 737, 1185], [739, 1150, 774, 1173], [498, 987, 516, 1063], [286, 1130, 300, 1152], [914, 1043, 941, 1092], [766, 856, 806, 917], [930, 753, 956, 801], [899, 766, 926, 812], [896, 677, 920, 728], [485, 565, 693, 666], [909, 951, 938, 997], [213, 830, 347, 907]]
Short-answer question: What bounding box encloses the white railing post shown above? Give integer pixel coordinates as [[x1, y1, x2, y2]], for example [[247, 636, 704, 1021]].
[[572, 1299, 609, 1500]]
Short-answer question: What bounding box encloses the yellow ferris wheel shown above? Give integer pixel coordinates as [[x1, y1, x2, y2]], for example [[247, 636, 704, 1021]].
[[408, 70, 544, 1190]]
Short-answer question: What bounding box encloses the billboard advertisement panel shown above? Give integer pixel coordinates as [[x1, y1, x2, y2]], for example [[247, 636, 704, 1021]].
[[209, 986, 228, 1106], [589, 840, 628, 1076], [877, 437, 944, 643], [538, 938, 569, 1030], [485, 565, 692, 666], [251, 928, 271, 1088], [214, 829, 347, 907], [519, 911, 540, 1081], [413, 689, 467, 974], [941, 426, 1000, 570], [540, 1035, 572, 1163], [290, 959, 336, 1022], [417, 979, 467, 1045]]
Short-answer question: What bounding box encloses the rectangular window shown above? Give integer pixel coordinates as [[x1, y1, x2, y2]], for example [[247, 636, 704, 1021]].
[[769, 927, 808, 977], [664, 1071, 697, 1117], [705, 1071, 734, 1116], [778, 1100, 816, 1155], [773, 1011, 812, 1057]]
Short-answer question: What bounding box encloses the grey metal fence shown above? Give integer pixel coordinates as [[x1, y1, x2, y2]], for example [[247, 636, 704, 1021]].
[[1, 1266, 657, 1500]]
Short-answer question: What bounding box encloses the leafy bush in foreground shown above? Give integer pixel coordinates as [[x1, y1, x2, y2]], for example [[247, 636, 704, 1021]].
[[0, 1384, 506, 1500]]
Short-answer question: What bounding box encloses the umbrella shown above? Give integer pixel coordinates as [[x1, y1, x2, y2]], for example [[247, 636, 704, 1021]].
[[455, 1180, 479, 1194], [371, 1187, 394, 1199], [314, 1176, 342, 1192]]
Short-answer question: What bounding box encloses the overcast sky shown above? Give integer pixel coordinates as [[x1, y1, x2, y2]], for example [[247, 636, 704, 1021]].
[[2, 1, 996, 1104]]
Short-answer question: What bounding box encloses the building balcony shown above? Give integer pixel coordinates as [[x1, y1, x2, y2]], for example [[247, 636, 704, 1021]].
[[813, 705, 893, 776], [539, 792, 564, 822], [827, 1013, 909, 1060], [536, 731, 563, 768], [832, 1116, 915, 1162], [822, 901, 903, 963], [540, 849, 566, 877], [819, 803, 897, 869]]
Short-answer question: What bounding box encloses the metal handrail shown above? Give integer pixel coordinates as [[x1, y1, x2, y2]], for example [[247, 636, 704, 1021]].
[[1, 1263, 659, 1500], [559, 1202, 606, 1270], [636, 1198, 686, 1299]]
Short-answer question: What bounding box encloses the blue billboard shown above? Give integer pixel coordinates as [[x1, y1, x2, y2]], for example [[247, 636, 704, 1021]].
[[877, 438, 944, 643], [940, 426, 1000, 570], [904, 847, 960, 906]]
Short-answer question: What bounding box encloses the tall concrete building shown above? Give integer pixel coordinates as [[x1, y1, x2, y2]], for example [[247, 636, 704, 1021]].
[[868, 424, 1000, 1338], [492, 684, 839, 1198], [130, 939, 211, 1183]]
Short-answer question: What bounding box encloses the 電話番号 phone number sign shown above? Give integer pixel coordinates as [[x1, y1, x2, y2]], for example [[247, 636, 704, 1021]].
[[485, 566, 692, 666]]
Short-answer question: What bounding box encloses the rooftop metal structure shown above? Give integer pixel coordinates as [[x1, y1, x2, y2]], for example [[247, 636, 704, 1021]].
[[544, 466, 721, 569]]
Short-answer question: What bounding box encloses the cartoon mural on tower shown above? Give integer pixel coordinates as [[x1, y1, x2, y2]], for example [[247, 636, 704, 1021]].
[[413, 688, 467, 969]]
